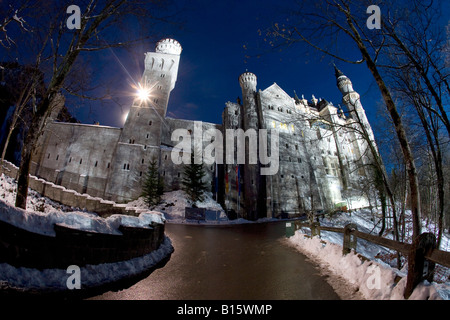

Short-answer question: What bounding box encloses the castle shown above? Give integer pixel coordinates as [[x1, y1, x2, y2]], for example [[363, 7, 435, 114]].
[[31, 38, 377, 220]]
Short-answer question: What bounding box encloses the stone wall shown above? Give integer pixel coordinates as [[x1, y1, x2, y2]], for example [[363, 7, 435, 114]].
[[0, 214, 165, 269], [1, 160, 143, 217]]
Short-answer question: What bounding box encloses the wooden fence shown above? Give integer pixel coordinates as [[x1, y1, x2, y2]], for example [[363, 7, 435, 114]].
[[288, 221, 450, 299]]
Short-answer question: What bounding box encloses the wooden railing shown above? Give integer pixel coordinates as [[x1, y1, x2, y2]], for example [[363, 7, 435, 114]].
[[288, 221, 450, 299]]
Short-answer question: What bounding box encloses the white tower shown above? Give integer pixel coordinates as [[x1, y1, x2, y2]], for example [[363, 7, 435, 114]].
[[335, 65, 376, 146]]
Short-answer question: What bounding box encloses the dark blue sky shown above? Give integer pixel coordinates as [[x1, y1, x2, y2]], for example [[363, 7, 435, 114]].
[[71, 0, 383, 130]]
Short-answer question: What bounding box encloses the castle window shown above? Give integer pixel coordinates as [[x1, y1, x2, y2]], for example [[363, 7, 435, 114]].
[[141, 159, 144, 164], [153, 98, 158, 104], [281, 174, 284, 179], [146, 133, 149, 139], [286, 143, 289, 149], [295, 145, 298, 150], [163, 170, 165, 176], [165, 154, 168, 160], [160, 74, 165, 78], [298, 158, 302, 163], [69, 157, 72, 163], [80, 158, 82, 164], [177, 172, 180, 178], [94, 161, 98, 167], [127, 164, 130, 170], [149, 121, 152, 126], [47, 153, 50, 159], [123, 163, 126, 170], [139, 171, 143, 177], [107, 162, 110, 169], [56, 155, 59, 161]]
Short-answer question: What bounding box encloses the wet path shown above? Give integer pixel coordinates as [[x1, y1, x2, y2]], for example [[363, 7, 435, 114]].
[[92, 222, 340, 300]]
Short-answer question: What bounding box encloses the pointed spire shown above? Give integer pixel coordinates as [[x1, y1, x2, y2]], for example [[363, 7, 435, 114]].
[[333, 63, 344, 78], [293, 90, 300, 104]]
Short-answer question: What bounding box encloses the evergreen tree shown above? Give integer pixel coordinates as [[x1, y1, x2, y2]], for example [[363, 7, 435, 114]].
[[141, 158, 164, 207], [181, 149, 208, 204]]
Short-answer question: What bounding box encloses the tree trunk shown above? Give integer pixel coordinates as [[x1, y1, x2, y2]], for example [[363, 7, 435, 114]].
[[1, 127, 14, 163], [344, 18, 422, 240], [15, 97, 51, 209]]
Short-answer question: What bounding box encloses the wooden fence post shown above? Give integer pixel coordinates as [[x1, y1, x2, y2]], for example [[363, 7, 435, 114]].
[[404, 232, 436, 299], [343, 223, 358, 255], [311, 222, 320, 237]]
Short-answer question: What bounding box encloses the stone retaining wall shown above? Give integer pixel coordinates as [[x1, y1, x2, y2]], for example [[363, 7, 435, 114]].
[[0, 218, 165, 269], [1, 160, 142, 217]]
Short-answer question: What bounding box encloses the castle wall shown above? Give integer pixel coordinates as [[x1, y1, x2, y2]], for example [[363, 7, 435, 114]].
[[32, 122, 121, 198], [30, 39, 373, 218]]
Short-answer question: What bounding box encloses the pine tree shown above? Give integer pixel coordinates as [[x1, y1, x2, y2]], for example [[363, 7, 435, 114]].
[[141, 158, 164, 207], [181, 149, 208, 204]]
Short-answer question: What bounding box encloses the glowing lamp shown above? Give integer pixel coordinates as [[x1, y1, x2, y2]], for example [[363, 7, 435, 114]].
[[136, 83, 150, 102]]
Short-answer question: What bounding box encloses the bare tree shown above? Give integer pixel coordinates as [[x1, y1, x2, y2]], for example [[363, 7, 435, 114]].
[[1, 0, 180, 209], [266, 0, 422, 240], [1, 64, 44, 163]]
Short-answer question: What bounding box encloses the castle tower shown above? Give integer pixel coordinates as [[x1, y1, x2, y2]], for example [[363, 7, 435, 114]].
[[238, 72, 262, 220], [335, 65, 378, 182], [120, 38, 182, 148], [105, 39, 182, 201], [335, 65, 376, 145]]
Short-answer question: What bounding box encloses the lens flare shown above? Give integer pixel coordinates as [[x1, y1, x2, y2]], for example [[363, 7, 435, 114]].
[[136, 83, 150, 101]]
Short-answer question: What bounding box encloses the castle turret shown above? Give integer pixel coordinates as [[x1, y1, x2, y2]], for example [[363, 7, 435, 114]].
[[335, 65, 375, 142], [121, 38, 182, 148], [237, 71, 263, 220], [105, 39, 182, 200], [335, 65, 378, 178], [239, 71, 258, 130]]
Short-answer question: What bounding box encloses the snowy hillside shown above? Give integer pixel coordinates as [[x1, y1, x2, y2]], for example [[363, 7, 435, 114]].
[[126, 189, 229, 223], [287, 209, 450, 300]]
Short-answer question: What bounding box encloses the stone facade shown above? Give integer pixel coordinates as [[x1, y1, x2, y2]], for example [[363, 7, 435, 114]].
[[31, 38, 376, 220]]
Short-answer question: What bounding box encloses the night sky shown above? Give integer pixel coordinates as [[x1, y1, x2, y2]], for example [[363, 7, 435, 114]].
[[71, 0, 383, 131], [5, 0, 448, 144]]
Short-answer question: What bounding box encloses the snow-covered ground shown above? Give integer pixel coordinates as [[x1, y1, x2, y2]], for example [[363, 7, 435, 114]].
[[0, 173, 172, 295], [1, 172, 449, 299], [286, 209, 450, 300], [126, 190, 230, 224]]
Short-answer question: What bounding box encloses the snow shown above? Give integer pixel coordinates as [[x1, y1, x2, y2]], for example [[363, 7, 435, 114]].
[[125, 189, 230, 224], [0, 173, 165, 236], [0, 173, 172, 294], [1, 172, 448, 299], [287, 209, 450, 300], [0, 236, 173, 294]]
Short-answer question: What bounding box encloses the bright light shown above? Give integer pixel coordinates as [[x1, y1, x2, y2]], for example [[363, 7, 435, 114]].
[[123, 111, 129, 124], [136, 83, 150, 102]]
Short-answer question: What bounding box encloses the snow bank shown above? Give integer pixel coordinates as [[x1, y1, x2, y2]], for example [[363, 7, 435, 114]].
[[288, 209, 450, 300], [0, 173, 172, 295], [0, 173, 166, 236], [0, 236, 173, 293]]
